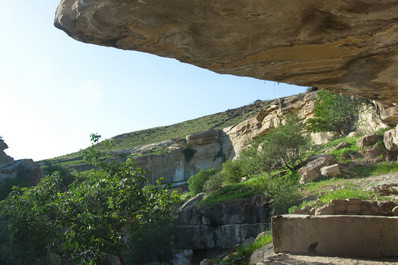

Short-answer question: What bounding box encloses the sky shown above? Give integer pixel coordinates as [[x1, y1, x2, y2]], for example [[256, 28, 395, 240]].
[[0, 1, 307, 161]]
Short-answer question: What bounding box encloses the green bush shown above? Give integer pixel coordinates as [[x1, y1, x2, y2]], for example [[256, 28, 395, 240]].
[[265, 174, 300, 215], [187, 168, 218, 195], [307, 90, 363, 135], [221, 160, 245, 184], [203, 173, 226, 193]]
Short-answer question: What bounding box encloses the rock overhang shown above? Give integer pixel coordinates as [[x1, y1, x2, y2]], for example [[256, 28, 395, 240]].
[[55, 0, 398, 105]]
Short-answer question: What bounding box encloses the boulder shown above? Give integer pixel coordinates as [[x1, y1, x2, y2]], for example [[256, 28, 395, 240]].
[[298, 154, 334, 184], [356, 134, 379, 148], [320, 164, 341, 178], [384, 125, 398, 151]]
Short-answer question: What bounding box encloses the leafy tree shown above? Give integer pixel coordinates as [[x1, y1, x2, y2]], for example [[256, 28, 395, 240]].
[[220, 160, 245, 184], [0, 134, 179, 265], [307, 89, 363, 135], [242, 115, 310, 174], [188, 168, 218, 195]]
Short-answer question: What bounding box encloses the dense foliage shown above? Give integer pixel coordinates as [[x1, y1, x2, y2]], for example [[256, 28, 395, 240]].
[[187, 168, 218, 195], [0, 135, 179, 265], [307, 90, 363, 135]]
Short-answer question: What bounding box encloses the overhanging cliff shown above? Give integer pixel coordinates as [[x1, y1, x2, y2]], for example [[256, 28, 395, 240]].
[[55, 0, 398, 105]]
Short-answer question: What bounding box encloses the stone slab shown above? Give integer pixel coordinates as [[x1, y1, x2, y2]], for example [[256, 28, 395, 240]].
[[272, 215, 398, 258]]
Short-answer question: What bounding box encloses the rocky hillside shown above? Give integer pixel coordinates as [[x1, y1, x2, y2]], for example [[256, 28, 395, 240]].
[[46, 91, 392, 186]]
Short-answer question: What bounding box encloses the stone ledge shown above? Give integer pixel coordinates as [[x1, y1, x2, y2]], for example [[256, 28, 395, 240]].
[[272, 214, 398, 258]]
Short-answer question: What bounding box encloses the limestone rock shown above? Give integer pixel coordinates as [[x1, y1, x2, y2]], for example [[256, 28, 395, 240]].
[[0, 159, 44, 184], [298, 154, 334, 184], [55, 0, 398, 106], [186, 130, 221, 147], [320, 164, 341, 178], [315, 205, 335, 216], [356, 133, 379, 148]]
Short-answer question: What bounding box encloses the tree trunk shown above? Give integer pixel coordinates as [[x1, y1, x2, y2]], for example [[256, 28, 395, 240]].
[[117, 250, 125, 265]]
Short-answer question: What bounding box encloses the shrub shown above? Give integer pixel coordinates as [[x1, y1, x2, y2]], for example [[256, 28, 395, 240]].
[[265, 174, 300, 215], [307, 90, 363, 135], [203, 173, 225, 193], [187, 168, 218, 195], [221, 160, 245, 184]]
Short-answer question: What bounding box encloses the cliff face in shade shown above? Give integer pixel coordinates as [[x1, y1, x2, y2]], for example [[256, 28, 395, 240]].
[[55, 0, 398, 105]]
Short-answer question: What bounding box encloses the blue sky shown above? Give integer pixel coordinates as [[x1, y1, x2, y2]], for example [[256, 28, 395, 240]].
[[0, 1, 306, 161]]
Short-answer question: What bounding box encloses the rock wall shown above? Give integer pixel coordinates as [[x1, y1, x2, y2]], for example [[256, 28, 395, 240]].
[[55, 0, 398, 106], [132, 130, 229, 184], [175, 195, 270, 249]]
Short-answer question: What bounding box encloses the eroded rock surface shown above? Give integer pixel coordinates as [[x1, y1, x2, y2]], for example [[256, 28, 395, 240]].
[[55, 0, 398, 105]]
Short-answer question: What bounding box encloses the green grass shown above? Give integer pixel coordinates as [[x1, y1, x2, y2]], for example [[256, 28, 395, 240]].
[[199, 182, 264, 205], [351, 162, 398, 177], [318, 187, 380, 203]]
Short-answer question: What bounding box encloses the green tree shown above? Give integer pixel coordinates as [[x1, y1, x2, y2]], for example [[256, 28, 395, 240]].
[[242, 115, 310, 174], [0, 134, 179, 265], [307, 89, 363, 135], [188, 168, 218, 195]]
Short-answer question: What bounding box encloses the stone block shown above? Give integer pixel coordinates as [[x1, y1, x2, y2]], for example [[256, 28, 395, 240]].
[[357, 134, 379, 148], [320, 164, 341, 177], [272, 215, 398, 258]]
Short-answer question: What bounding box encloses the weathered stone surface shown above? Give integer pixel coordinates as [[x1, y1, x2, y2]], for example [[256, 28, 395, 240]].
[[0, 159, 44, 184], [297, 199, 398, 216], [320, 164, 341, 178], [55, 0, 398, 105], [273, 214, 398, 258], [298, 154, 334, 184], [175, 195, 270, 249], [384, 125, 398, 151], [187, 130, 221, 147], [356, 133, 379, 148]]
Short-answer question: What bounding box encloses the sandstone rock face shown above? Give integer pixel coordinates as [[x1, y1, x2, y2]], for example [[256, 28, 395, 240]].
[[55, 0, 398, 105], [175, 195, 270, 249], [131, 130, 227, 184]]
